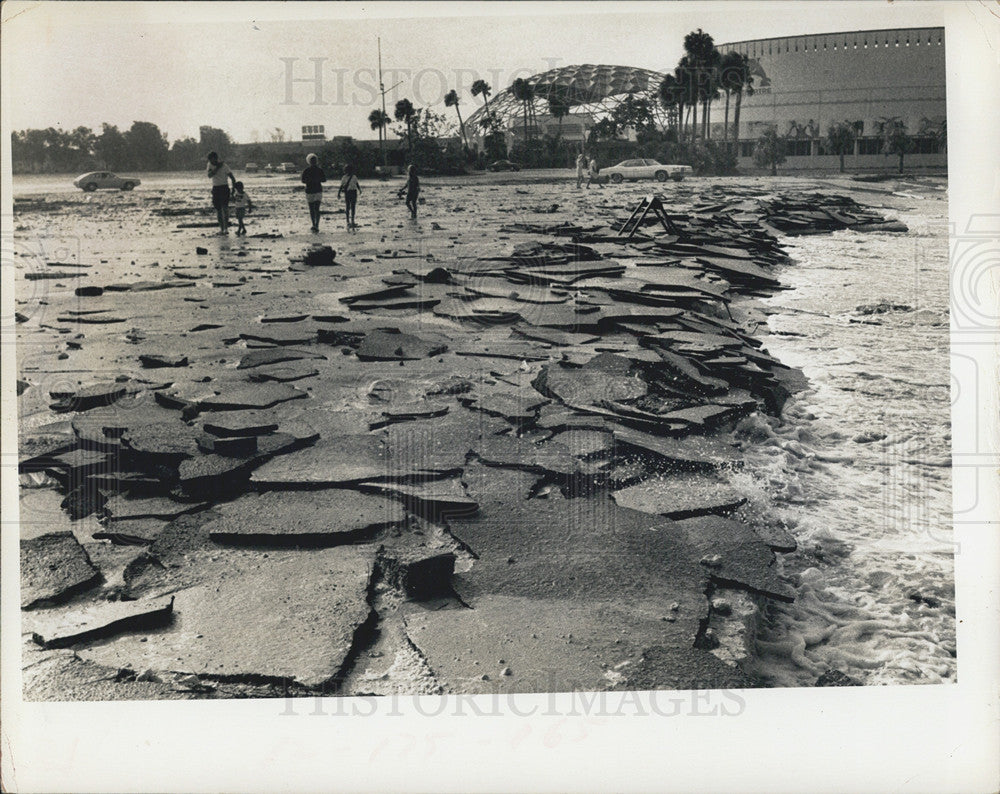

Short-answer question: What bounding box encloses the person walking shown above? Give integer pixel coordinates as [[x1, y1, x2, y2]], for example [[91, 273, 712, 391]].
[[397, 164, 420, 219], [206, 151, 237, 233], [230, 181, 252, 236], [300, 154, 326, 232], [586, 156, 602, 189], [338, 164, 361, 229], [575, 151, 587, 189]]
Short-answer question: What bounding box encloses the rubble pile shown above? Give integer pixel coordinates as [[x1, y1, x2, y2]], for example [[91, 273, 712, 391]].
[[16, 188, 905, 697]]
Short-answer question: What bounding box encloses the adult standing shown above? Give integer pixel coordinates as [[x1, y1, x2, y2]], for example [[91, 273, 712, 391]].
[[586, 156, 602, 189], [301, 153, 327, 232], [206, 151, 237, 233], [575, 151, 587, 189]]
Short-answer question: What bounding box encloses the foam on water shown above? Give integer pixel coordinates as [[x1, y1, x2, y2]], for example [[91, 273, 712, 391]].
[[735, 184, 955, 687]]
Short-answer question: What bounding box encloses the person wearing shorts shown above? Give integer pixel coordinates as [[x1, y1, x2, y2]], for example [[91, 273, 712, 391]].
[[206, 152, 237, 233], [338, 164, 361, 229], [397, 164, 420, 219], [301, 153, 326, 232]]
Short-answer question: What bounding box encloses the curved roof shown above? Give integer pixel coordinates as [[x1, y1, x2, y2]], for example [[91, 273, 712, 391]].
[[466, 64, 670, 131], [525, 64, 667, 105]]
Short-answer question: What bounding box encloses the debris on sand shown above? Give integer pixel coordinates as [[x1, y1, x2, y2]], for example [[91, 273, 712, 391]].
[[15, 184, 913, 699]]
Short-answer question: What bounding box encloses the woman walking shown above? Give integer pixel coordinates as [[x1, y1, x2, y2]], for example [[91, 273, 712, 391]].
[[338, 164, 361, 229], [206, 151, 237, 233], [300, 154, 326, 232]]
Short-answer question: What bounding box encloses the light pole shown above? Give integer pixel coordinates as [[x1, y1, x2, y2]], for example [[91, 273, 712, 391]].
[[377, 38, 403, 170]]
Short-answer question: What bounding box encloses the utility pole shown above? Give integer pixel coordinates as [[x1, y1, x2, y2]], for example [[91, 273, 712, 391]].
[[378, 37, 385, 169], [377, 37, 403, 171]]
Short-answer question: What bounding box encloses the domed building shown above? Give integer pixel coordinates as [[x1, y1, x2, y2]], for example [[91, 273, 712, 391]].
[[466, 63, 670, 148]]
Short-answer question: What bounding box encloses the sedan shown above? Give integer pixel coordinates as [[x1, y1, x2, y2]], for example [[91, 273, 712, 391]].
[[487, 159, 521, 172], [73, 171, 141, 191], [601, 159, 692, 183]]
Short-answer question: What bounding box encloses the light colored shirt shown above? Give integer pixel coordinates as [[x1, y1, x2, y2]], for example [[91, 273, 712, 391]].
[[207, 162, 233, 187], [340, 174, 360, 192], [231, 191, 249, 209]]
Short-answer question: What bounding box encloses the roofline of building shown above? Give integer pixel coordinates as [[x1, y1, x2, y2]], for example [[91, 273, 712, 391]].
[[719, 26, 944, 49]]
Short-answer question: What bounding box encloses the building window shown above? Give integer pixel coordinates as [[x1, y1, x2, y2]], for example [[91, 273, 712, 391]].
[[786, 139, 812, 157], [912, 137, 941, 154], [858, 137, 882, 155]]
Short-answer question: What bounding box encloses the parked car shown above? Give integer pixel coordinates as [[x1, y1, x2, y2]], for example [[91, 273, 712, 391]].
[[73, 171, 141, 191], [263, 163, 275, 172], [278, 162, 297, 173], [245, 162, 260, 172], [487, 159, 521, 172], [601, 159, 692, 183]]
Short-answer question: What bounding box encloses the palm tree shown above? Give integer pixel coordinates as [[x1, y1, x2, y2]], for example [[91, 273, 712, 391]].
[[701, 48, 721, 140], [394, 98, 417, 151], [471, 79, 494, 126], [658, 74, 685, 139], [753, 129, 786, 176], [368, 108, 390, 154], [718, 52, 742, 145], [826, 121, 856, 172], [443, 89, 467, 150], [728, 53, 755, 150], [675, 59, 698, 141], [682, 28, 715, 140], [881, 119, 914, 174], [548, 94, 570, 136], [512, 78, 535, 147]]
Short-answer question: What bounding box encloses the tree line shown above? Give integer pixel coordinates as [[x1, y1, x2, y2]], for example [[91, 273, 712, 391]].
[[10, 121, 233, 174]]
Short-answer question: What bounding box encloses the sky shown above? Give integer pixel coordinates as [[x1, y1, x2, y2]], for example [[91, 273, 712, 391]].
[[2, 1, 948, 145]]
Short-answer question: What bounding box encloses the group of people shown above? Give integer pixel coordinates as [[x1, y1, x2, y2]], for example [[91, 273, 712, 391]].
[[206, 148, 606, 235], [204, 151, 421, 235], [576, 152, 602, 189]]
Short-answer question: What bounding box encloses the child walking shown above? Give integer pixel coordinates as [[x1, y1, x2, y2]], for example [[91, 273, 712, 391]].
[[230, 181, 252, 235], [338, 164, 361, 229], [397, 164, 420, 219]]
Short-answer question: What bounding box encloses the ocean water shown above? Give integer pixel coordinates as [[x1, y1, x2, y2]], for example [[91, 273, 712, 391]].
[[734, 182, 955, 686]]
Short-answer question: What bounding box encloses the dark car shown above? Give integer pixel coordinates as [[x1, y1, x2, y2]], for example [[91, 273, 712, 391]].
[[487, 160, 521, 172]]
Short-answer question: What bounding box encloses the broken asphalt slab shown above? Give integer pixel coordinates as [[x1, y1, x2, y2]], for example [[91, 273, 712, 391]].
[[28, 596, 175, 649], [205, 490, 407, 545], [21, 532, 101, 609], [79, 547, 376, 689]]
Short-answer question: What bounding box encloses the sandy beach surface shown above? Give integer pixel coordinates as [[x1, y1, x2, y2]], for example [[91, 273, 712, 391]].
[[12, 170, 953, 698]]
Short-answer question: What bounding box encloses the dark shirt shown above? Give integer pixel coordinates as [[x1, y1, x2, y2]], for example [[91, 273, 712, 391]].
[[406, 172, 420, 195], [301, 164, 326, 193]]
